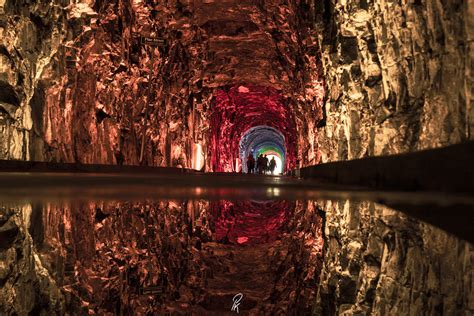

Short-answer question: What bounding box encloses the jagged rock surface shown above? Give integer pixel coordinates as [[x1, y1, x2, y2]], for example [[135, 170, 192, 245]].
[[0, 205, 65, 315], [0, 200, 324, 315], [314, 200, 474, 315], [0, 0, 323, 169], [315, 0, 473, 162]]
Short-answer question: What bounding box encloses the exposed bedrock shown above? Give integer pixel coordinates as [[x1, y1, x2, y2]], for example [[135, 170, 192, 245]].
[[315, 200, 473, 315], [315, 0, 472, 162], [0, 0, 471, 165], [0, 0, 323, 170]]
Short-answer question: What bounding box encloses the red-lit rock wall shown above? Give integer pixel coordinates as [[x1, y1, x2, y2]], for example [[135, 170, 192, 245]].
[[40, 1, 198, 167], [0, 0, 324, 170], [210, 85, 297, 172]]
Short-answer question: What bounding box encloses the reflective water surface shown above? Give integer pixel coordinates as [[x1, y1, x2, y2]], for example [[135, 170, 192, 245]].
[[0, 174, 473, 315], [1, 197, 472, 315]]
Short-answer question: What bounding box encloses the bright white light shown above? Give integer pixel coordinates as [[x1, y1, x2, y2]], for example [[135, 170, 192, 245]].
[[192, 143, 204, 170], [267, 154, 283, 174]]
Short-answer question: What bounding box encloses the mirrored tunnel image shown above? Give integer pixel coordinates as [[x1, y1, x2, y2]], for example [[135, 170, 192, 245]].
[[1, 197, 471, 315]]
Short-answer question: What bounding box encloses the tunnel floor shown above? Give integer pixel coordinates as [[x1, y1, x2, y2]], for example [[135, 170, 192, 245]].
[[0, 171, 472, 243]]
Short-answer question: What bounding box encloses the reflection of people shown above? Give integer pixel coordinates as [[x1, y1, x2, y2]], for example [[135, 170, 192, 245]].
[[269, 157, 276, 174], [246, 154, 255, 174]]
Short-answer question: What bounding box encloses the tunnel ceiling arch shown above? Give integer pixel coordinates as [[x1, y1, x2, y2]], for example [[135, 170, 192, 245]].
[[239, 126, 286, 172], [210, 85, 297, 172]]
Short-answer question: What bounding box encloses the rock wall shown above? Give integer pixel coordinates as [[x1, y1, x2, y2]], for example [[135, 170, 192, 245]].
[[0, 0, 324, 170], [0, 1, 65, 161], [314, 200, 474, 315], [315, 0, 473, 162], [311, 2, 474, 313], [0, 204, 65, 315]]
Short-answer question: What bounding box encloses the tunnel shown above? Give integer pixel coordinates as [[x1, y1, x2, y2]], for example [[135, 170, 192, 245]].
[[210, 85, 297, 173], [239, 125, 286, 174], [0, 0, 472, 315]]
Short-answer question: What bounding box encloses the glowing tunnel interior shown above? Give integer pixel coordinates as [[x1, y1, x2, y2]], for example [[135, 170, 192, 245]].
[[240, 126, 286, 174], [210, 85, 297, 172]]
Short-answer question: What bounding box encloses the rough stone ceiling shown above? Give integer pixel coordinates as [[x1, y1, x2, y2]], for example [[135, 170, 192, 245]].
[[147, 0, 309, 92], [195, 1, 290, 89], [212, 200, 296, 245]]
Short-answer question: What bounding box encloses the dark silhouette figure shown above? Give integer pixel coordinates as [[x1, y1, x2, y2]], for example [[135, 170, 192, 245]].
[[269, 157, 277, 174], [246, 154, 255, 174], [256, 154, 264, 174], [263, 155, 269, 174]]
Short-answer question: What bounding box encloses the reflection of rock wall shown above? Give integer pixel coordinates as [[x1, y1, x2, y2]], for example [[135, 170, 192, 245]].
[[0, 204, 65, 315], [315, 0, 472, 162], [315, 200, 474, 314], [268, 200, 325, 314], [38, 201, 211, 314], [211, 200, 294, 244]]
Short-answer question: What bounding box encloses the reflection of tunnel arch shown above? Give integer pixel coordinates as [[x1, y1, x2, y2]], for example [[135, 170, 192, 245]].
[[211, 200, 295, 245], [210, 85, 297, 172], [239, 126, 286, 173]]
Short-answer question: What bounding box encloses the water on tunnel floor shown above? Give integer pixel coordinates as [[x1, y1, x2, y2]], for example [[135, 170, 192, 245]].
[[1, 195, 472, 315]]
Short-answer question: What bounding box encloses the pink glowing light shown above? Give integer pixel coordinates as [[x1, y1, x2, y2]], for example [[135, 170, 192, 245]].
[[210, 85, 297, 172]]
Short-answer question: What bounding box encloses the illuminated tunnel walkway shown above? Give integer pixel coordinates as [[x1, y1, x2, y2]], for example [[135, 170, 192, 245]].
[[0, 0, 472, 314]]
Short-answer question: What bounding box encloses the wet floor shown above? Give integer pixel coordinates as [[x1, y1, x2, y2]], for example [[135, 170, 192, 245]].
[[0, 173, 473, 314], [0, 172, 473, 242]]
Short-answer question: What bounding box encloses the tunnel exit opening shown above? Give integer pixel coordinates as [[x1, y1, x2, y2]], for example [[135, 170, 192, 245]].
[[209, 85, 297, 172], [239, 125, 286, 174]]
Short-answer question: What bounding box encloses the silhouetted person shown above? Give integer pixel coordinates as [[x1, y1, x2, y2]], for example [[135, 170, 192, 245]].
[[246, 154, 255, 174], [256, 154, 264, 174], [114, 149, 124, 165], [263, 155, 269, 174], [269, 157, 276, 174]]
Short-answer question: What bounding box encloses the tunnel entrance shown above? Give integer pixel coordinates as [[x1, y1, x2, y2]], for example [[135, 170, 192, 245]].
[[239, 125, 286, 174], [210, 85, 297, 172]]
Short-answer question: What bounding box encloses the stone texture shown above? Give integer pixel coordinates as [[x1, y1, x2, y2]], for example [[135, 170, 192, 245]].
[[0, 205, 65, 315], [0, 0, 323, 170], [315, 0, 472, 162], [314, 200, 474, 315], [0, 199, 325, 314], [0, 0, 472, 315]]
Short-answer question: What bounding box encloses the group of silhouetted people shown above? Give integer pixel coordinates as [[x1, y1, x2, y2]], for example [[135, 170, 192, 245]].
[[246, 154, 277, 175]]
